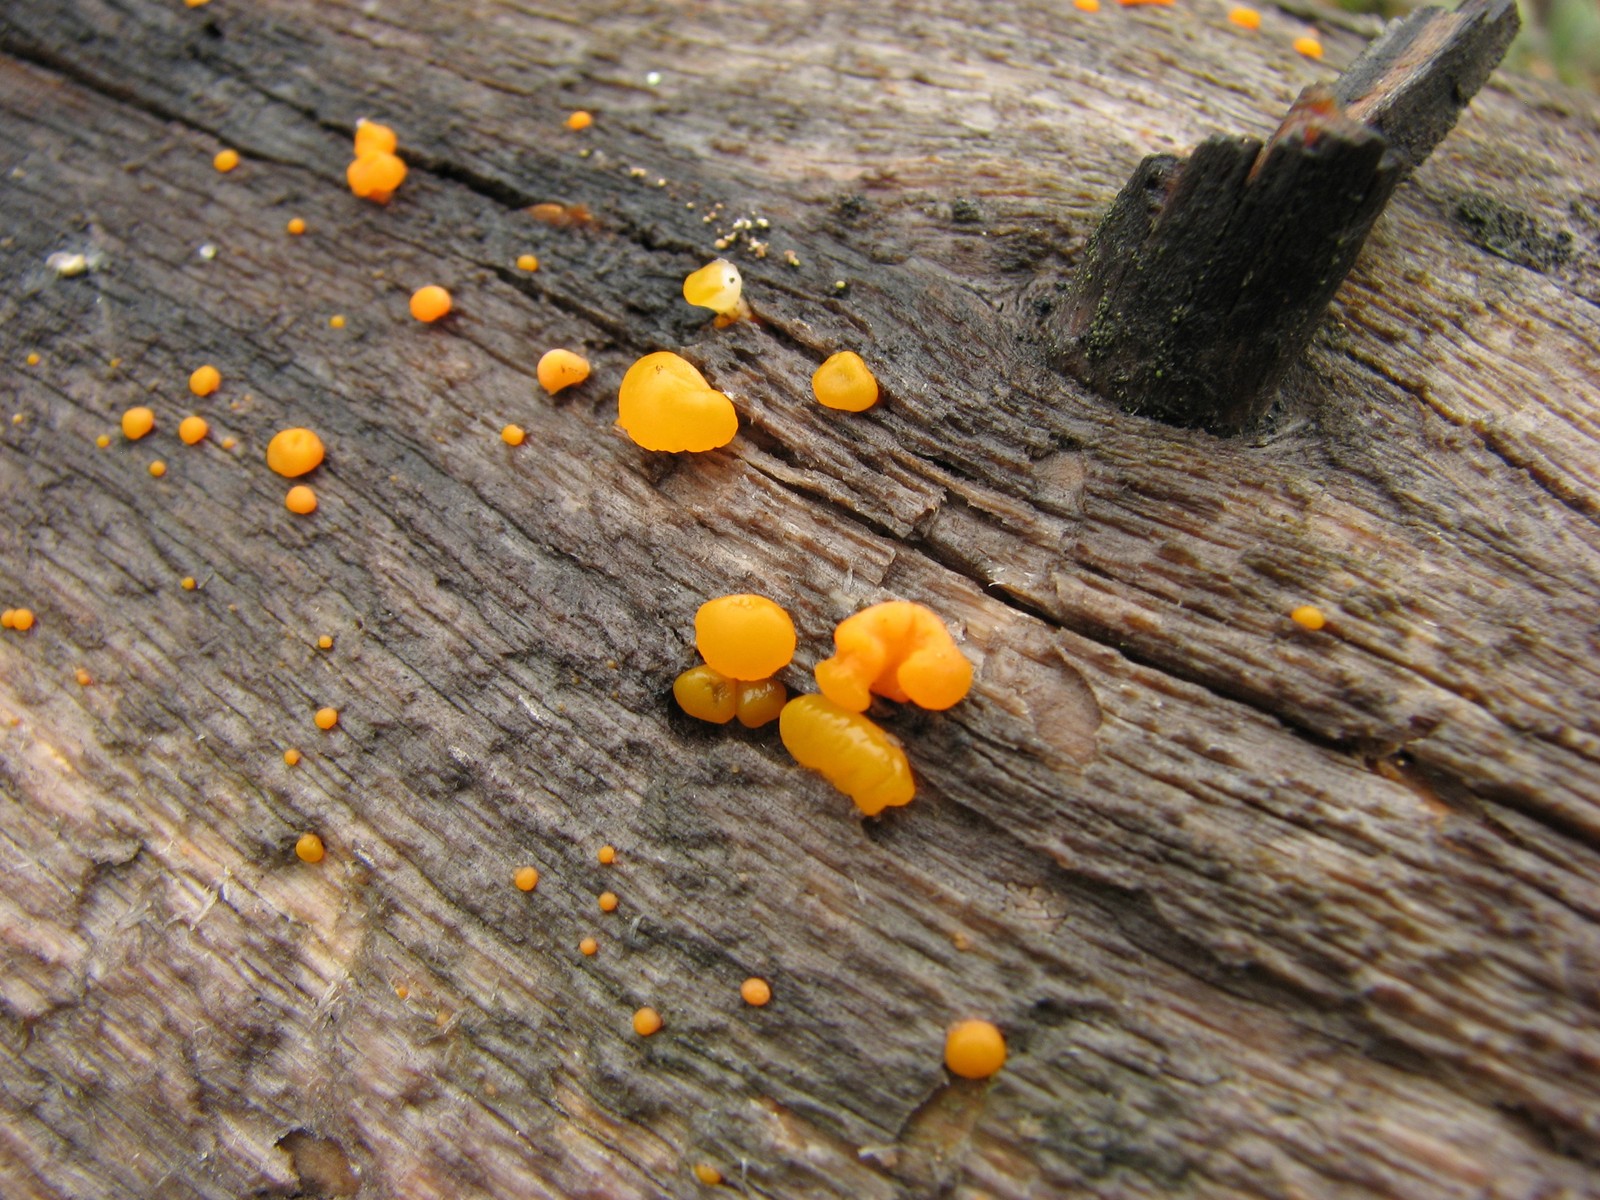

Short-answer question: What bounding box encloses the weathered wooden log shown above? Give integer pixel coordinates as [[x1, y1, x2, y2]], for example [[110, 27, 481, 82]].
[[1051, 0, 1520, 432], [1, 1, 1599, 1198]]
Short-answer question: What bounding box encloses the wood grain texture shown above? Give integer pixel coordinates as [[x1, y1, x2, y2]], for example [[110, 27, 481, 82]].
[[1, 1, 1598, 1197]]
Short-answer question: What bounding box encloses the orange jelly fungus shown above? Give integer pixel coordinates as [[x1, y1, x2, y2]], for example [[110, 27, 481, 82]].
[[598, 845, 617, 865], [317, 635, 334, 650], [295, 833, 326, 864], [354, 119, 398, 157], [266, 427, 324, 477], [181, 576, 197, 591], [514, 866, 540, 892], [287, 217, 307, 235], [812, 351, 880, 412], [1117, 0, 1174, 5], [1293, 33, 1324, 57], [673, 666, 787, 728], [1075, 0, 1100, 10], [3, 609, 37, 632], [329, 315, 346, 329], [816, 600, 972, 712], [75, 668, 92, 686], [213, 149, 240, 173], [693, 1164, 723, 1186], [409, 285, 452, 322], [95, 434, 111, 449], [695, 594, 796, 681], [148, 460, 167, 478], [179, 416, 209, 445], [633, 1007, 663, 1036], [537, 348, 591, 394], [565, 110, 594, 131], [314, 706, 339, 730], [598, 891, 619, 913], [617, 351, 737, 452], [735, 677, 787, 728], [516, 253, 540, 271], [189, 364, 221, 396], [285, 485, 318, 515], [740, 977, 772, 1007], [682, 258, 750, 322], [221, 436, 237, 450], [779, 695, 914, 816], [1291, 605, 1327, 631], [579, 937, 599, 956], [347, 151, 407, 202], [283, 748, 302, 766], [501, 424, 526, 446], [122, 406, 155, 440], [945, 1019, 1007, 1079], [1229, 6, 1262, 27]]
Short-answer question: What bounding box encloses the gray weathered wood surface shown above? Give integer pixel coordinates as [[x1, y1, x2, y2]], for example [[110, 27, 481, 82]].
[[1, 1, 1598, 1197]]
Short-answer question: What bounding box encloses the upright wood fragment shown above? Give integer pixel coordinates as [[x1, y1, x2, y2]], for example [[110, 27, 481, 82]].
[[1051, 0, 1519, 433]]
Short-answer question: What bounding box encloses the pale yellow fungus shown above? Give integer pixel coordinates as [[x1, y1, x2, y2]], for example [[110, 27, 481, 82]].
[[286, 217, 307, 235], [944, 1019, 1006, 1079], [283, 748, 302, 766], [779, 695, 914, 816], [1293, 33, 1324, 58], [695, 594, 796, 681], [179, 416, 209, 445], [1291, 605, 1327, 631], [189, 364, 221, 396], [632, 1007, 663, 1036], [1229, 6, 1261, 28], [501, 424, 526, 446], [295, 833, 325, 864], [213, 149, 240, 173], [579, 937, 599, 956], [693, 1163, 723, 1186], [122, 406, 155, 440], [812, 351, 880, 412], [148, 460, 167, 478], [409, 285, 452, 322], [537, 348, 591, 394], [314, 706, 339, 730], [514, 866, 540, 892], [816, 600, 972, 712], [740, 977, 772, 1007], [598, 891, 619, 912], [565, 110, 594, 131], [682, 258, 750, 322], [266, 427, 324, 477], [516, 253, 539, 271], [285, 485, 318, 515], [616, 351, 737, 452], [598, 845, 617, 865]]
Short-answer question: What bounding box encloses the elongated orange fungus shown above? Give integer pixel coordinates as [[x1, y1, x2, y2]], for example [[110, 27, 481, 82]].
[[693, 1163, 723, 1186], [314, 706, 339, 730], [266, 428, 324, 477], [812, 351, 879, 412], [815, 600, 972, 712], [695, 594, 796, 680], [1229, 6, 1261, 28], [537, 349, 591, 394], [179, 416, 209, 445], [285, 485, 317, 515], [682, 258, 749, 322], [122, 406, 155, 440], [514, 866, 540, 891], [354, 119, 398, 157], [409, 285, 451, 322], [779, 695, 914, 816], [740, 977, 772, 1007], [295, 833, 325, 864], [945, 1019, 1006, 1079], [189, 365, 221, 396], [632, 1007, 662, 1036], [617, 351, 737, 452]]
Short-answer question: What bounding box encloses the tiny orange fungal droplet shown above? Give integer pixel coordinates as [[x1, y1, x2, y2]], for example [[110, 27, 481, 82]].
[[780, 695, 914, 816], [565, 110, 594, 131], [266, 427, 324, 477], [220, 436, 237, 450], [537, 348, 591, 395], [8, 609, 35, 633], [516, 253, 539, 271], [632, 1006, 662, 1036], [579, 937, 599, 956], [816, 600, 972, 712], [286, 217, 307, 235], [501, 424, 526, 446], [617, 351, 738, 453], [1291, 605, 1327, 631], [945, 1019, 1006, 1079], [514, 866, 540, 892], [179, 415, 209, 445], [25, 352, 40, 366], [1229, 6, 1262, 28], [285, 485, 318, 515], [395, 984, 410, 999], [1293, 33, 1324, 58], [317, 635, 333, 650], [329, 315, 346, 329], [295, 833, 325, 864], [693, 1163, 723, 1186], [598, 891, 619, 913], [74, 667, 91, 686], [598, 845, 617, 865], [409, 285, 452, 323], [1075, 0, 1100, 11], [181, 576, 197, 591], [122, 406, 155, 440], [148, 460, 167, 478], [213, 149, 240, 173], [95, 434, 111, 449], [695, 594, 796, 681], [283, 748, 302, 766], [189, 364, 221, 397], [812, 350, 880, 412], [740, 977, 772, 1007], [314, 706, 339, 731]]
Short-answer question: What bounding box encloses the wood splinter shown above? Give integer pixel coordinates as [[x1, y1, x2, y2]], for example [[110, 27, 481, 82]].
[[1050, 0, 1519, 433]]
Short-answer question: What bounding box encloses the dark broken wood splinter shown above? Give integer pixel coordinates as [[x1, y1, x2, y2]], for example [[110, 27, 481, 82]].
[[1050, 0, 1519, 434]]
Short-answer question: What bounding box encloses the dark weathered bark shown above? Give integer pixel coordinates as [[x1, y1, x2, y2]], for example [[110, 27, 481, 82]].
[[0, 2, 1598, 1198]]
